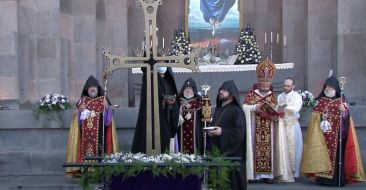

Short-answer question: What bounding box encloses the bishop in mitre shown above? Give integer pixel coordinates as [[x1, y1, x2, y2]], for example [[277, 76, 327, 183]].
[[243, 59, 294, 183]]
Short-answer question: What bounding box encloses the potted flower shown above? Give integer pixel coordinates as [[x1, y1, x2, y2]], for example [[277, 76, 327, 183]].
[[297, 90, 316, 124], [34, 93, 72, 127]]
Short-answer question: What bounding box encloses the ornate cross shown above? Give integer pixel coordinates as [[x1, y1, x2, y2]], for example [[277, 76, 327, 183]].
[[102, 0, 198, 155]]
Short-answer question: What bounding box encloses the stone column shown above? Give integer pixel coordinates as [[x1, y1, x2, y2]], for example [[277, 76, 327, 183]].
[[0, 0, 18, 107], [18, 0, 61, 106], [68, 0, 97, 101], [306, 0, 337, 94], [337, 0, 366, 105], [282, 0, 307, 89], [253, 0, 283, 64], [96, 0, 129, 107]]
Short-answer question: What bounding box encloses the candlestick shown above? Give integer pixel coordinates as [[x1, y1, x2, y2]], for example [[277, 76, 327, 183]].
[[270, 32, 273, 43], [264, 33, 267, 44]]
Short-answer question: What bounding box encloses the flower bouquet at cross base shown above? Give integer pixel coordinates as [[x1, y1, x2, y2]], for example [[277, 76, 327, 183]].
[[297, 90, 316, 107], [79, 149, 233, 190], [35, 93, 72, 113], [103, 152, 202, 164]]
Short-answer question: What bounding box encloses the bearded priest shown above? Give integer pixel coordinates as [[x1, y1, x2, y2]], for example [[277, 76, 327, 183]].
[[66, 75, 119, 176], [301, 75, 365, 186]]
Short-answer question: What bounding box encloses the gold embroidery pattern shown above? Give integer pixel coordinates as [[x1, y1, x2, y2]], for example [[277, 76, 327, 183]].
[[313, 97, 341, 179], [180, 98, 202, 154], [80, 96, 104, 162], [255, 116, 272, 173], [245, 90, 276, 173]]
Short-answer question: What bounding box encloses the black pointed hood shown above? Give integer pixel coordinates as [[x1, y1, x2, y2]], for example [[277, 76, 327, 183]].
[[178, 77, 200, 99], [81, 75, 105, 97], [216, 80, 242, 108], [158, 64, 178, 94], [316, 76, 342, 100]]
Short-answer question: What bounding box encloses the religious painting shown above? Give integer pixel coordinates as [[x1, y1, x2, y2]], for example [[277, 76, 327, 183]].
[[185, 0, 243, 57]]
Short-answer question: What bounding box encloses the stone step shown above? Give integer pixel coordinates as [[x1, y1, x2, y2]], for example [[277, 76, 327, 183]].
[[0, 175, 100, 190], [1, 175, 365, 190]]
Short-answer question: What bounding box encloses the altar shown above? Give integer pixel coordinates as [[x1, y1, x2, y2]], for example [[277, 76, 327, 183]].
[[132, 63, 294, 73], [131, 63, 295, 104]]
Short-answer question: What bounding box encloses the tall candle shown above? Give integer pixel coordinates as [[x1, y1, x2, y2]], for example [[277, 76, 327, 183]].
[[163, 37, 165, 49], [284, 35, 287, 46], [277, 33, 279, 44], [142, 41, 144, 50], [264, 33, 267, 44]]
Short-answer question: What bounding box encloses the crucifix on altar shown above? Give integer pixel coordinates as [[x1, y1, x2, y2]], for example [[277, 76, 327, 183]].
[[102, 0, 199, 156]]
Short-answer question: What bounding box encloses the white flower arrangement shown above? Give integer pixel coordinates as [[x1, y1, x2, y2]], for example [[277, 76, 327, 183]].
[[103, 152, 202, 164], [36, 93, 72, 113], [297, 90, 316, 107]]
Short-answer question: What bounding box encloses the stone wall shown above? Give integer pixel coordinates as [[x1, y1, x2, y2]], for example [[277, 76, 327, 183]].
[[0, 0, 19, 106], [0, 0, 129, 108], [337, 0, 366, 104], [1, 0, 366, 106], [0, 108, 365, 176]]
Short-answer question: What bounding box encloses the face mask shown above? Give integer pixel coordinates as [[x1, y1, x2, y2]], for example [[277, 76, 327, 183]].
[[89, 91, 98, 98], [324, 89, 336, 98], [184, 91, 194, 99], [157, 67, 167, 74]]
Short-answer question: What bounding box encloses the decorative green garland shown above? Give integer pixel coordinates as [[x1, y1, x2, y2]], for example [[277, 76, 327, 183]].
[[78, 150, 237, 190]]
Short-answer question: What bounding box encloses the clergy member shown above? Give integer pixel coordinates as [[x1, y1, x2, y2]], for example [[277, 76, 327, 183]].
[[66, 75, 119, 176], [277, 77, 303, 179], [131, 66, 179, 154], [178, 78, 204, 155], [243, 59, 291, 183], [301, 76, 365, 186], [208, 80, 246, 190]]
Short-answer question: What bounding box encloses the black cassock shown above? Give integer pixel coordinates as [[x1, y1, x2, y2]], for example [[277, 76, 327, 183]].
[[131, 66, 179, 154], [209, 80, 246, 190]]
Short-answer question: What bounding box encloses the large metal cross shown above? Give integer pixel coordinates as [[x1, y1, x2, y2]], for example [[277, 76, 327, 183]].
[[102, 0, 198, 155]]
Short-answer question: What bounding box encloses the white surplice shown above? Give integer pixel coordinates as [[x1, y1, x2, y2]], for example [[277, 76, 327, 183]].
[[277, 90, 303, 179]]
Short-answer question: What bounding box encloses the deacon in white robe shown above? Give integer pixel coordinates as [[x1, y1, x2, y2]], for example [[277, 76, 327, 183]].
[[277, 77, 303, 179]]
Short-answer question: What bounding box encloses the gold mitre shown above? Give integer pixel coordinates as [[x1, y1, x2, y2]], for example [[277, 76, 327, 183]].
[[256, 59, 276, 85]]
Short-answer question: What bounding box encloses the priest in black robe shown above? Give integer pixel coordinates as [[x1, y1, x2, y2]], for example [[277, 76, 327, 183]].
[[131, 65, 180, 154], [208, 80, 246, 190]]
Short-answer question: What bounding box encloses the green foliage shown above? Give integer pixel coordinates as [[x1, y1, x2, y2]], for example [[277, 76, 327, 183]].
[[206, 147, 232, 190], [35, 102, 72, 113], [78, 151, 236, 190]]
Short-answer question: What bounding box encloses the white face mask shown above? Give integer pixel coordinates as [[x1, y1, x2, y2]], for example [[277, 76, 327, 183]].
[[89, 91, 98, 98], [324, 89, 336, 98], [183, 91, 194, 99], [157, 67, 167, 74]]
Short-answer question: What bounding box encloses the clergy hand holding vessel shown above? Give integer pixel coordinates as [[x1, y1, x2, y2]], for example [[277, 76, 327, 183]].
[[207, 126, 222, 137]]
